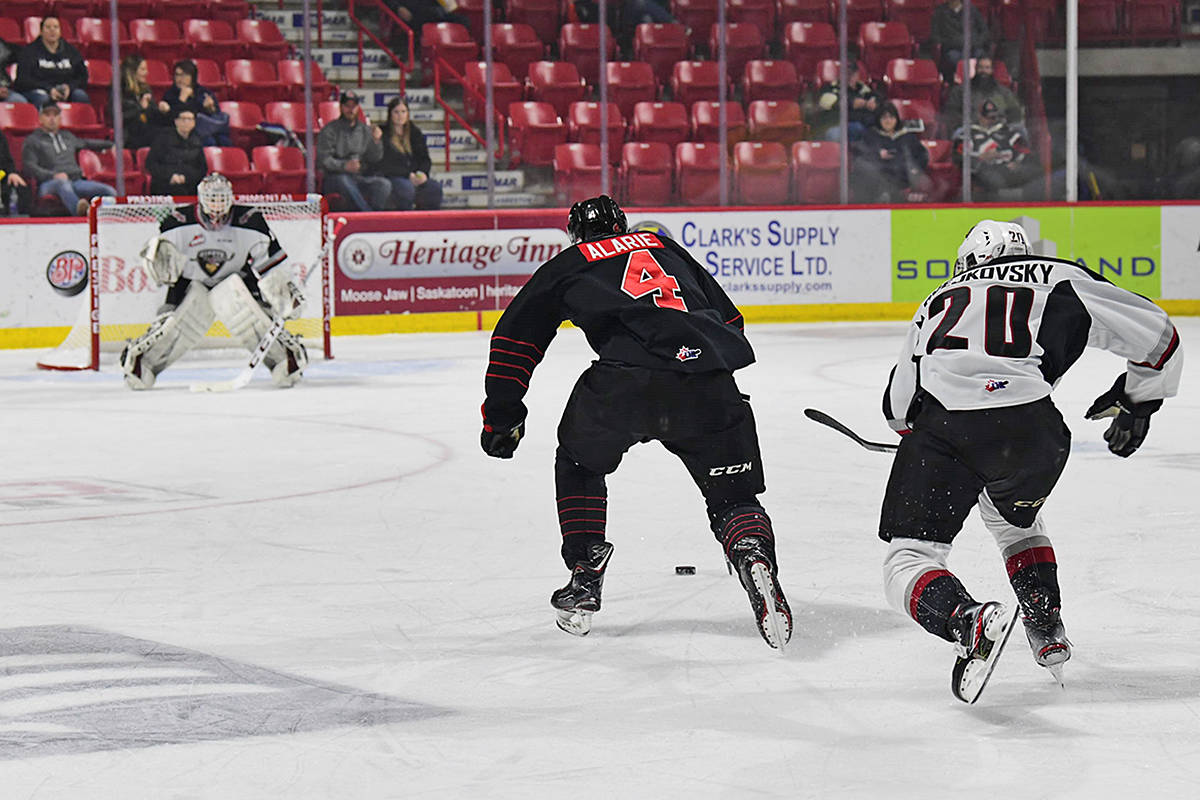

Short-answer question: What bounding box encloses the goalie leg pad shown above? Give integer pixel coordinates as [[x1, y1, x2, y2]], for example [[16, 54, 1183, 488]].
[[268, 331, 308, 388], [120, 282, 214, 389], [210, 273, 308, 387]]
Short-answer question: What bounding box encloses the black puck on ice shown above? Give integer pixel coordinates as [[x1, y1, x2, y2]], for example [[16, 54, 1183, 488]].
[[675, 565, 696, 575]]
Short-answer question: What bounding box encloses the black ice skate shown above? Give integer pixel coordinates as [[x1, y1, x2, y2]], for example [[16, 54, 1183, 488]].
[[948, 600, 1019, 704], [1023, 618, 1071, 686], [727, 537, 792, 651], [550, 542, 614, 637]]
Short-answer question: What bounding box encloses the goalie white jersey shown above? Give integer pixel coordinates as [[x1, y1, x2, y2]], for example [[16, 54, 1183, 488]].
[[884, 255, 1182, 432], [158, 203, 288, 288]]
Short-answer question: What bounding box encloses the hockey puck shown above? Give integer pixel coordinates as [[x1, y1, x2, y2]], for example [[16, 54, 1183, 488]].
[[675, 565, 696, 575]]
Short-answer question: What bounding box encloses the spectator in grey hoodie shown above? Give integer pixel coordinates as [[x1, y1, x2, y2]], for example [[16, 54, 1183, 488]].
[[13, 16, 89, 110], [316, 91, 391, 211], [21, 103, 115, 216]]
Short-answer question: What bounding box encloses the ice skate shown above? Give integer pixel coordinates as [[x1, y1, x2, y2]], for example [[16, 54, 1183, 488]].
[[1023, 618, 1071, 686], [550, 542, 614, 637], [727, 536, 792, 651], [948, 600, 1019, 704]]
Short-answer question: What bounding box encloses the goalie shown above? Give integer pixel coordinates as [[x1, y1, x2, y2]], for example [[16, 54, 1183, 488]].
[[120, 173, 309, 390]]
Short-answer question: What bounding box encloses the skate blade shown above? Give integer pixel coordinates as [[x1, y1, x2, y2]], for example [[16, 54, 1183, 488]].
[[555, 608, 593, 637], [1046, 662, 1066, 687], [953, 605, 1020, 704], [749, 562, 791, 653]]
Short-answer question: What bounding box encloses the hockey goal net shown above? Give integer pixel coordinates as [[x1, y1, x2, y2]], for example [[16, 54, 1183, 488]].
[[37, 193, 333, 371]]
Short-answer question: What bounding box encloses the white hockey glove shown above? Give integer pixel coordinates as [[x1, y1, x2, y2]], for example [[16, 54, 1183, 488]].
[[139, 236, 185, 286], [257, 266, 306, 321]]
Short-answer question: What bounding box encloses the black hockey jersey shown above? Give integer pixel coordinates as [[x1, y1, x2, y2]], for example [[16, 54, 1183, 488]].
[[159, 203, 287, 288], [483, 231, 754, 428], [884, 254, 1183, 432]]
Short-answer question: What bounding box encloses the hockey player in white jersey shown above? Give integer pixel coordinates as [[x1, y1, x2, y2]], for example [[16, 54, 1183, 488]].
[[120, 173, 309, 390], [879, 219, 1182, 703]]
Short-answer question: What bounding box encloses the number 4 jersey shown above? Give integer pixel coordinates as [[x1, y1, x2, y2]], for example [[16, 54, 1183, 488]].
[[484, 231, 754, 428], [884, 255, 1182, 432]]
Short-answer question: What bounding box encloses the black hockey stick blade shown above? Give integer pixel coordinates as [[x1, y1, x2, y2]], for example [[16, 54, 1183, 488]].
[[803, 408, 899, 453]]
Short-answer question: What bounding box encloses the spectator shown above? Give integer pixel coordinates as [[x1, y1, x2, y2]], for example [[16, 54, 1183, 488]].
[[0, 35, 29, 104], [369, 96, 443, 210], [121, 55, 167, 150], [943, 56, 1023, 135], [21, 102, 115, 216], [812, 62, 884, 142], [13, 16, 90, 110], [930, 0, 990, 83], [385, 0, 468, 50], [1, 129, 32, 216], [145, 109, 207, 196], [852, 101, 931, 202], [317, 90, 391, 211], [953, 99, 1039, 201], [158, 60, 230, 147]]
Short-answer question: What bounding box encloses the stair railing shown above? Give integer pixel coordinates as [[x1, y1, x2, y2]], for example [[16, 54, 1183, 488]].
[[432, 57, 506, 170], [346, 0, 415, 94]]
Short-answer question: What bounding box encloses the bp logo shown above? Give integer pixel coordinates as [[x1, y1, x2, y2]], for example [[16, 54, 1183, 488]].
[[45, 250, 89, 297], [341, 237, 374, 274]]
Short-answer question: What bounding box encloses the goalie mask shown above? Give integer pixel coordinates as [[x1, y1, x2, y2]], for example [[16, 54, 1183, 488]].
[[197, 173, 234, 230], [953, 220, 1030, 275], [567, 195, 628, 244]]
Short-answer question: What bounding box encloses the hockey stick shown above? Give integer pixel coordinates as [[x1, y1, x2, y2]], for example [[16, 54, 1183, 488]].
[[803, 408, 899, 453]]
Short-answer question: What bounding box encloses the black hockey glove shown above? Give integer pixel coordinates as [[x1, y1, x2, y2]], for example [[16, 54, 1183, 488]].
[[1084, 374, 1162, 458], [481, 420, 525, 459]]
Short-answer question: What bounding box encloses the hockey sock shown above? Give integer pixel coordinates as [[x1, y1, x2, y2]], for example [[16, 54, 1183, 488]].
[[1004, 541, 1062, 629], [555, 451, 608, 568], [711, 503, 776, 566], [909, 570, 973, 642]]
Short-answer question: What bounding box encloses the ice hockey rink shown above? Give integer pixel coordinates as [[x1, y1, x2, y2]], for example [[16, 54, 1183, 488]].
[[1, 318, 1197, 799]]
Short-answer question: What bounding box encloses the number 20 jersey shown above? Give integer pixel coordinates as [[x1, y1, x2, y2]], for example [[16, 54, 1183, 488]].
[[884, 255, 1182, 431]]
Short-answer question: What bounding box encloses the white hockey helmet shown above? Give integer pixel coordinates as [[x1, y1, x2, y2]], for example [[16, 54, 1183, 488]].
[[197, 173, 234, 230], [953, 220, 1030, 275]]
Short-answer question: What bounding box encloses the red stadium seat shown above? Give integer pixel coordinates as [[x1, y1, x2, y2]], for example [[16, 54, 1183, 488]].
[[747, 100, 806, 145], [264, 101, 315, 137], [183, 19, 242, 63], [422, 22, 480, 79], [79, 148, 143, 195], [142, 59, 173, 92], [631, 101, 689, 148], [708, 23, 764, 82], [454, 0, 489, 41], [155, 0, 209, 24], [209, 0, 254, 25], [236, 19, 290, 61], [53, 0, 94, 31], [857, 21, 914, 79], [114, 0, 155, 21], [3, 2, 50, 23], [463, 62, 523, 122], [619, 141, 673, 206], [57, 102, 107, 138], [674, 141, 725, 205], [1127, 0, 1179, 42], [567, 102, 625, 164], [814, 58, 869, 89], [528, 61, 587, 119], [790, 140, 840, 203], [558, 23, 617, 87], [728, 0, 778, 38], [507, 0, 560, 48], [129, 18, 186, 63], [83, 59, 113, 118], [507, 101, 567, 166], [203, 146, 262, 193], [783, 22, 837, 82], [222, 100, 267, 149], [734, 141, 788, 205], [633, 24, 690, 79], [670, 0, 718, 52], [777, 0, 831, 25], [493, 24, 546, 86], [22, 17, 49, 46], [998, 0, 1059, 44], [921, 138, 960, 201], [605, 62, 658, 119], [553, 142, 605, 204], [75, 17, 134, 59], [277, 59, 336, 102], [891, 97, 938, 137], [883, 58, 942, 108], [252, 145, 308, 194], [690, 101, 747, 144], [0, 102, 39, 136], [885, 0, 935, 44], [844, 0, 887, 31], [1078, 0, 1122, 42], [225, 59, 286, 107], [193, 58, 228, 101], [0, 19, 21, 46], [670, 60, 724, 106], [742, 60, 801, 104]]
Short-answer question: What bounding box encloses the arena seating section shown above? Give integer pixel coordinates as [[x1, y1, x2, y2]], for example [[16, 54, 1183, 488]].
[[0, 0, 1187, 208]]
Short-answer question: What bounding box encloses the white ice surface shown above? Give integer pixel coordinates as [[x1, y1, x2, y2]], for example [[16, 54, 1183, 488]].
[[1, 320, 1198, 798]]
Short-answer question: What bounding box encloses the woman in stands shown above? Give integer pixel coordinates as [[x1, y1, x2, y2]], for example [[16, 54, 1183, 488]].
[[158, 60, 230, 147], [369, 97, 443, 211], [852, 102, 932, 203], [121, 56, 167, 150]]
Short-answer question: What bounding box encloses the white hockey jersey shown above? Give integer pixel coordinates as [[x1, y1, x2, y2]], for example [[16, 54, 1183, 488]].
[[158, 204, 287, 288], [884, 255, 1182, 432]]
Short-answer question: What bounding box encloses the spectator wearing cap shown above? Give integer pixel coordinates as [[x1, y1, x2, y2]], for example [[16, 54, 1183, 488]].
[[146, 108, 207, 196], [13, 16, 90, 110], [316, 91, 391, 211], [953, 99, 1039, 201], [21, 102, 115, 216]]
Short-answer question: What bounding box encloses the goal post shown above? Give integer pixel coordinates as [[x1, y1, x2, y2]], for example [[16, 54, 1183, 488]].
[[37, 193, 333, 371]]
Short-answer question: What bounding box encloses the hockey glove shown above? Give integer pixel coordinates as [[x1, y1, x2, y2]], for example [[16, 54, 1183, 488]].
[[1085, 374, 1162, 458], [481, 420, 525, 459]]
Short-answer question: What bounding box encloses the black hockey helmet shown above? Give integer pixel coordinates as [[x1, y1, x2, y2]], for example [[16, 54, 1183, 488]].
[[567, 195, 627, 244]]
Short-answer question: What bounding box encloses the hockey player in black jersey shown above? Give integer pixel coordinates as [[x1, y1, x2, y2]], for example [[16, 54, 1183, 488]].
[[879, 219, 1183, 702], [480, 195, 791, 649]]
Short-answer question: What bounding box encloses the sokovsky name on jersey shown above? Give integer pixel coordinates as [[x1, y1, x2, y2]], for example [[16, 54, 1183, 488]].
[[938, 261, 1056, 291]]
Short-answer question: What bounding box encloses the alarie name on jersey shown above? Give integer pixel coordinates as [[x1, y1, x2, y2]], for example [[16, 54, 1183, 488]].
[[947, 261, 1055, 288], [580, 232, 664, 262]]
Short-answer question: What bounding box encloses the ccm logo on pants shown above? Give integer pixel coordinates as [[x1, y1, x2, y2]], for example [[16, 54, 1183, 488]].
[[709, 462, 753, 476]]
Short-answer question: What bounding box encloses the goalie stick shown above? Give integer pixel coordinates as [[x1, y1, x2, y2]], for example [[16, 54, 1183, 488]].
[[803, 408, 899, 453]]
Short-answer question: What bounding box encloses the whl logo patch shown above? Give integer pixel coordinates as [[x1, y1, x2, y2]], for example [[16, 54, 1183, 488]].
[[675, 345, 702, 362], [985, 379, 1009, 392]]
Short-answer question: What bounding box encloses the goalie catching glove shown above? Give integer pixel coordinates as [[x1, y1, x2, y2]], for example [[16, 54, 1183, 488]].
[[139, 235, 185, 286], [256, 265, 306, 321], [1085, 374, 1163, 458]]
